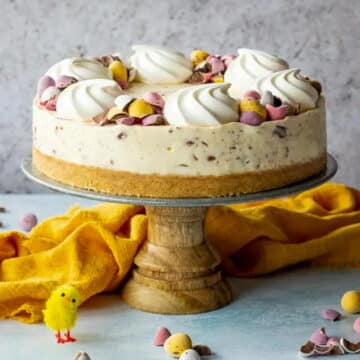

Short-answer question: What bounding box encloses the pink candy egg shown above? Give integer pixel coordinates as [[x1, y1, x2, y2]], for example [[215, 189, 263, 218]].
[[310, 328, 328, 345], [37, 75, 55, 97], [142, 92, 165, 109], [353, 317, 360, 333], [153, 327, 171, 346], [240, 111, 262, 126], [19, 213, 38, 232], [321, 308, 341, 321], [142, 114, 165, 126], [115, 117, 140, 125]]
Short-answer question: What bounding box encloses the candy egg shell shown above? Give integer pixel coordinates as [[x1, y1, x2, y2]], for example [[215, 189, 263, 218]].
[[208, 56, 225, 74], [107, 106, 128, 120], [154, 326, 171, 346], [37, 75, 55, 97], [260, 90, 274, 106], [164, 333, 192, 358], [310, 328, 328, 345], [341, 290, 360, 313], [321, 308, 341, 321], [116, 116, 141, 125], [266, 104, 289, 121], [114, 95, 135, 111], [239, 98, 267, 121], [142, 114, 165, 126], [74, 352, 91, 360], [190, 49, 209, 66], [128, 99, 154, 118], [142, 92, 165, 108], [240, 111, 262, 126], [19, 213, 38, 232], [40, 86, 60, 103], [221, 53, 236, 68], [179, 349, 201, 360], [109, 60, 128, 81], [128, 68, 137, 82], [55, 75, 77, 89]]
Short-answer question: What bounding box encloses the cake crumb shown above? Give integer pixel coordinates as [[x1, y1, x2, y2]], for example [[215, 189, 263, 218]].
[[207, 155, 216, 161]]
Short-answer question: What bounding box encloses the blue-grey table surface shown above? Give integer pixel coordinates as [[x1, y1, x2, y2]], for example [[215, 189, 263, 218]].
[[0, 194, 359, 360]]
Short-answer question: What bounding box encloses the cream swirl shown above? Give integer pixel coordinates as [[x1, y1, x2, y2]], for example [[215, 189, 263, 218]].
[[56, 79, 122, 121], [164, 83, 239, 126], [256, 68, 319, 111], [130, 45, 192, 84], [46, 58, 113, 81], [224, 48, 289, 99]]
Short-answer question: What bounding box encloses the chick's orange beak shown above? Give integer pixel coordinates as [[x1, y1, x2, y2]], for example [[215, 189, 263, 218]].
[[65, 296, 71, 304]]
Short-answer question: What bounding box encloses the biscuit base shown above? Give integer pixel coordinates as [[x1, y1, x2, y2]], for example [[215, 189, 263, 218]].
[[33, 148, 327, 198]]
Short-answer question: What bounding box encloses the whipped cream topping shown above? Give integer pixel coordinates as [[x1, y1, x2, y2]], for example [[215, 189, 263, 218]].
[[256, 68, 319, 111], [46, 58, 113, 81], [130, 45, 193, 84], [56, 79, 122, 121], [224, 48, 289, 99], [164, 83, 239, 126]]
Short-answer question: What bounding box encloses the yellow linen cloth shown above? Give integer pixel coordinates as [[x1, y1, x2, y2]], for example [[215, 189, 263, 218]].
[[1, 183, 360, 323]]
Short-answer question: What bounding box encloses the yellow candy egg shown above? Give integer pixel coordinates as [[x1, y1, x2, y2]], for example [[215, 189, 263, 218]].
[[164, 333, 192, 358], [128, 99, 154, 118], [341, 290, 360, 313], [239, 98, 267, 121], [109, 60, 128, 81], [212, 75, 224, 83], [190, 49, 209, 66]]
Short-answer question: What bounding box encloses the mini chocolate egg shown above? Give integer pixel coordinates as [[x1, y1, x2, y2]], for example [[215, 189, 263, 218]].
[[142, 92, 165, 108], [239, 98, 267, 121], [114, 94, 135, 111], [243, 90, 261, 101], [19, 213, 38, 232], [190, 49, 209, 66], [115, 116, 140, 125], [240, 111, 262, 126], [142, 114, 165, 126], [107, 106, 127, 120], [40, 86, 60, 103], [321, 308, 341, 321], [193, 344, 212, 356], [109, 60, 128, 81], [128, 99, 154, 118], [164, 333, 192, 358], [353, 317, 360, 333], [55, 75, 77, 89], [341, 290, 360, 314], [179, 349, 201, 360], [154, 326, 171, 346], [37, 75, 55, 97]]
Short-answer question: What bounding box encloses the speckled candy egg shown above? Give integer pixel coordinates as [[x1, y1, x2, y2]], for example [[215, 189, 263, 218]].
[[179, 349, 201, 360], [164, 333, 192, 358]]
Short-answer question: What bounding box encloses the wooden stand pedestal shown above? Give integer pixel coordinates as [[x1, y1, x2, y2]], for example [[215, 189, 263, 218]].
[[121, 206, 232, 314]]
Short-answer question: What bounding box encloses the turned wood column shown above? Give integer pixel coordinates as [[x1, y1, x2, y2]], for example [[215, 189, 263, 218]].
[[121, 206, 232, 314]]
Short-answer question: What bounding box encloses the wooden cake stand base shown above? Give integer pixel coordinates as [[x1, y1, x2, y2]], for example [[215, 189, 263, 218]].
[[121, 206, 232, 314], [22, 154, 337, 314]]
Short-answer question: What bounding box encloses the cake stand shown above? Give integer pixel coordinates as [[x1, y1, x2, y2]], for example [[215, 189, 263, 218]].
[[22, 154, 337, 314]]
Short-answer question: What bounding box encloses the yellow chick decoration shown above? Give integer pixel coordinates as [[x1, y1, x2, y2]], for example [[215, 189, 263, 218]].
[[43, 285, 80, 344]]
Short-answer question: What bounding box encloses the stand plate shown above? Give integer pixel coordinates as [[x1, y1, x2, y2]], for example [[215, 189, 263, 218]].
[[21, 154, 337, 314]]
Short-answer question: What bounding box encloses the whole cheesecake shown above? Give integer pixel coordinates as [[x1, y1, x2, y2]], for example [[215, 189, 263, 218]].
[[32, 46, 326, 198]]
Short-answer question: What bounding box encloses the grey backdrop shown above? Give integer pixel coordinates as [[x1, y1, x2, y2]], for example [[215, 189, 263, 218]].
[[0, 0, 359, 192]]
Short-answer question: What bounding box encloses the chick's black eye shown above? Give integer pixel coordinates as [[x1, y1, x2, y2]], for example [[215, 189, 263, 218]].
[[61, 293, 65, 297], [72, 299, 76, 303]]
